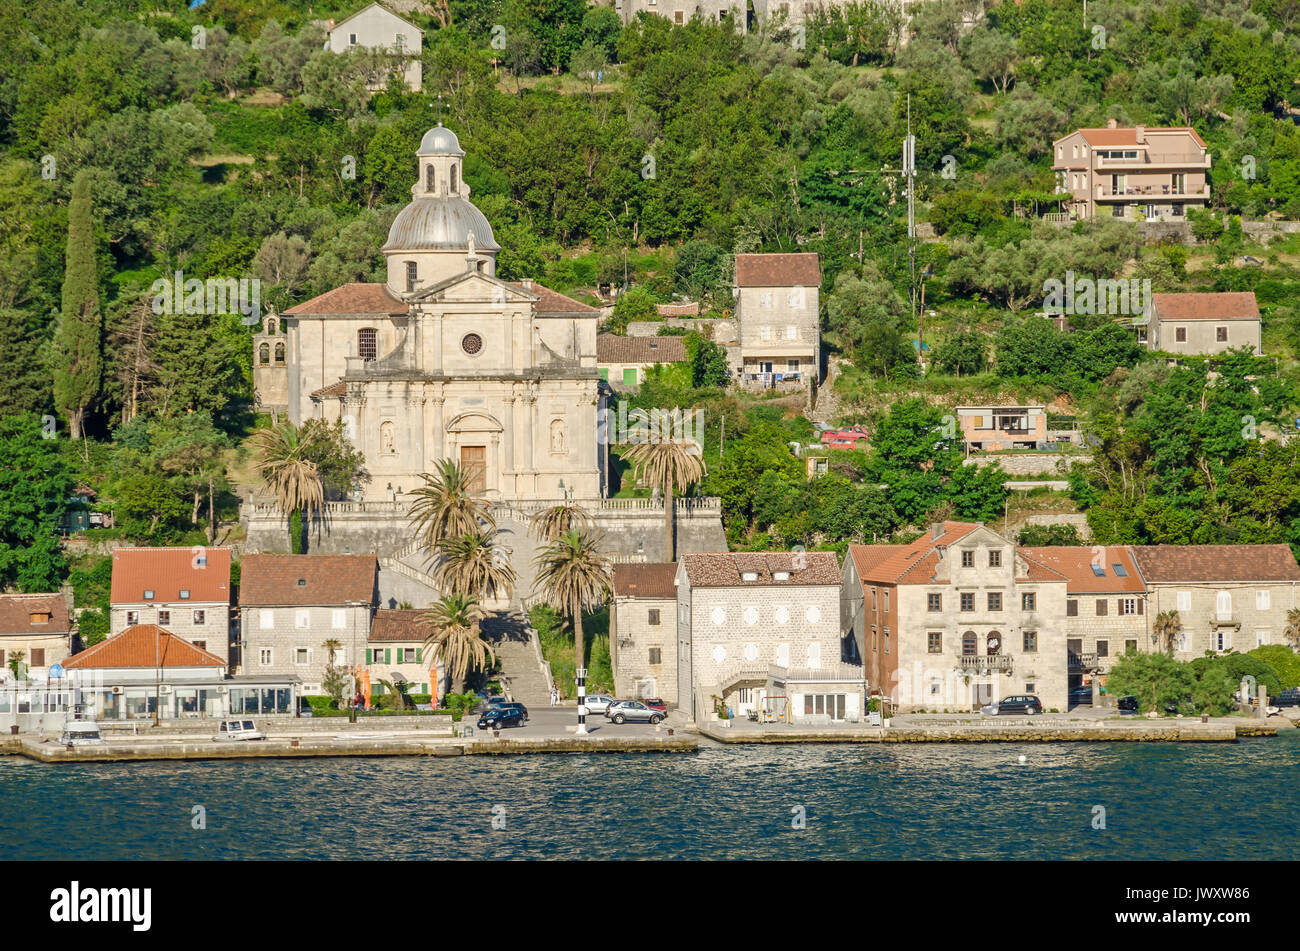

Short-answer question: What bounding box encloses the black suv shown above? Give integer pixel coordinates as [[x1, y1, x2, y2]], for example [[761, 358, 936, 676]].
[[477, 707, 525, 730], [994, 695, 1043, 715], [1116, 695, 1140, 713], [486, 700, 529, 721]]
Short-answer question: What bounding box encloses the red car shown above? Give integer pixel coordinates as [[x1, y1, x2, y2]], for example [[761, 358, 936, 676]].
[[643, 698, 667, 712]]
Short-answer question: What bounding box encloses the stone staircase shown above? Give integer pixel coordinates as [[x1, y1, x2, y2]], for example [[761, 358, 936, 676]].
[[481, 607, 553, 707]]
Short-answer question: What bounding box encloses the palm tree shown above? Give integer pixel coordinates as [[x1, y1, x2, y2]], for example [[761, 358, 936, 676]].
[[251, 421, 324, 552], [420, 594, 493, 693], [532, 528, 611, 716], [408, 458, 495, 554], [434, 527, 517, 601], [529, 500, 594, 542], [1152, 609, 1182, 655], [1284, 607, 1300, 649], [621, 439, 705, 561]]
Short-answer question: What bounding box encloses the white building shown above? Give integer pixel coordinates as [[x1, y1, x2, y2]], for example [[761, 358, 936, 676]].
[[328, 2, 424, 91]]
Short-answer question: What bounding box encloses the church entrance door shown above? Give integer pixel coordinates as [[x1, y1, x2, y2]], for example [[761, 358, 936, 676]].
[[461, 446, 487, 495]]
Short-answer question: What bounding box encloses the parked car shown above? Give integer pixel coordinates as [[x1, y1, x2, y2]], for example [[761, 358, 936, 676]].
[[606, 700, 665, 724], [985, 695, 1043, 716], [583, 694, 617, 714], [1274, 687, 1300, 707], [1116, 695, 1140, 714], [491, 701, 529, 722], [214, 719, 265, 741], [1068, 686, 1093, 706], [643, 698, 667, 712], [477, 707, 524, 730]]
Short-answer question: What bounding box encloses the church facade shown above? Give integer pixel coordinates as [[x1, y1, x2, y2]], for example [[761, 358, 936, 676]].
[[255, 125, 605, 503]]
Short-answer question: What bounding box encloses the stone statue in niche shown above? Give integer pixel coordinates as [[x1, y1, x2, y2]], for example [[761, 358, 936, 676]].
[[550, 418, 566, 455], [380, 420, 395, 454]]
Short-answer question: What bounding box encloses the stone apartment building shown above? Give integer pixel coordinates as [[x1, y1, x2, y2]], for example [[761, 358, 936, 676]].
[[1132, 545, 1300, 658], [1018, 546, 1147, 697], [1052, 122, 1210, 221], [368, 608, 450, 702], [1143, 292, 1262, 356], [327, 2, 423, 91], [610, 563, 679, 704], [239, 554, 379, 694], [0, 594, 71, 677], [109, 547, 234, 665], [956, 404, 1047, 452], [844, 523, 1071, 713], [732, 253, 821, 387], [677, 551, 858, 722]]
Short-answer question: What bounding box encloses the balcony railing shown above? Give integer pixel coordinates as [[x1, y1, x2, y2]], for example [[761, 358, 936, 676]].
[[1068, 651, 1098, 670], [1095, 153, 1211, 169], [958, 655, 1014, 671], [1096, 185, 1209, 200]]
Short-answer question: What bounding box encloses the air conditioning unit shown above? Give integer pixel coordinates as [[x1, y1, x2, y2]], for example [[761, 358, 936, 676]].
[[111, 686, 123, 695], [159, 685, 172, 695], [217, 686, 230, 694]]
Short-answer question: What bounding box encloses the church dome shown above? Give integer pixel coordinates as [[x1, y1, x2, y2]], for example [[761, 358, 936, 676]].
[[417, 123, 465, 157], [381, 197, 501, 252]]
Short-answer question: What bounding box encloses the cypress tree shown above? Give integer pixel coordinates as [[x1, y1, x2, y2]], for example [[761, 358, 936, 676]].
[[53, 169, 101, 439]]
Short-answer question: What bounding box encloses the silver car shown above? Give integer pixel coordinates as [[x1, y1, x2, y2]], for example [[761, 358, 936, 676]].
[[583, 694, 617, 714], [606, 700, 664, 724]]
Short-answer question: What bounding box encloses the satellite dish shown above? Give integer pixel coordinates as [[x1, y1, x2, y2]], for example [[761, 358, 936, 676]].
[[391, 672, 408, 684]]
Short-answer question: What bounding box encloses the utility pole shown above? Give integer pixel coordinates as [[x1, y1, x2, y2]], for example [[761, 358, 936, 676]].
[[883, 96, 918, 328]]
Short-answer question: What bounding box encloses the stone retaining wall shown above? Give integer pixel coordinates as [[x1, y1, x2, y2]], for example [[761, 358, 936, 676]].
[[965, 454, 1090, 476]]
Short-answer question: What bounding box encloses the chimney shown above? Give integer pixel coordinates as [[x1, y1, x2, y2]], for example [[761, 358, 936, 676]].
[[1135, 124, 1145, 144], [931, 523, 945, 540], [522, 278, 532, 290], [1106, 118, 1118, 129]]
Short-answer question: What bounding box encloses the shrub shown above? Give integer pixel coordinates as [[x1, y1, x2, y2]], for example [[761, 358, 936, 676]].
[[1248, 646, 1300, 689]]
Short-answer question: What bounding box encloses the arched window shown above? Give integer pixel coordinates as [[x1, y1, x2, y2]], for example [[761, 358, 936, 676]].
[[986, 632, 1001, 656], [274, 342, 285, 364], [425, 164, 435, 193], [259, 343, 270, 365], [1215, 590, 1232, 621], [265, 318, 276, 335], [450, 162, 458, 193], [405, 261, 418, 293], [358, 328, 377, 361], [961, 632, 977, 656]]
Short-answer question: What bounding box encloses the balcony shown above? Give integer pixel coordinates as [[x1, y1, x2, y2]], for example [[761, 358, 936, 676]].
[[1095, 153, 1211, 170], [1095, 185, 1209, 201], [958, 655, 1014, 671], [1068, 651, 1098, 670]]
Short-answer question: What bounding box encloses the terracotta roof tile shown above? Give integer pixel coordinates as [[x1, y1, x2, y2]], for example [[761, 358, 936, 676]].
[[597, 334, 688, 364], [311, 380, 347, 400], [110, 547, 232, 605], [849, 523, 1069, 585], [680, 551, 840, 587], [734, 253, 821, 288], [239, 554, 378, 606], [282, 283, 409, 317], [1018, 547, 1145, 593], [1131, 545, 1300, 583], [64, 625, 225, 669], [613, 563, 678, 599], [1151, 292, 1259, 321], [508, 281, 599, 314], [0, 594, 71, 636], [370, 608, 429, 643], [1066, 126, 1208, 148], [657, 303, 699, 317]]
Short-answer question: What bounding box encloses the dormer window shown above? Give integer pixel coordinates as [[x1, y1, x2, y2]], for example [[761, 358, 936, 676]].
[[179, 589, 191, 600], [297, 579, 307, 587], [741, 571, 759, 582], [29, 612, 51, 625], [773, 571, 790, 582], [143, 589, 155, 600]]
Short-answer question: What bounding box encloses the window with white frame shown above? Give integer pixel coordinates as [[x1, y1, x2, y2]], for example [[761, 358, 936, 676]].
[[759, 292, 773, 309], [807, 642, 821, 669], [786, 325, 797, 340], [1256, 629, 1270, 648], [192, 610, 205, 625], [1213, 628, 1232, 651], [157, 610, 171, 625], [803, 693, 846, 719], [259, 609, 274, 629], [126, 611, 139, 626], [398, 648, 419, 663], [1215, 591, 1232, 621], [259, 648, 273, 666], [295, 609, 310, 629], [1177, 591, 1191, 612], [759, 325, 772, 341], [332, 609, 347, 629], [330, 647, 346, 665], [1256, 589, 1271, 611], [1120, 598, 1138, 615], [295, 648, 311, 665]]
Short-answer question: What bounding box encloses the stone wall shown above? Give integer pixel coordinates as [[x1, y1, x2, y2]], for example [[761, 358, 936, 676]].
[[611, 595, 678, 705], [965, 453, 1090, 476]]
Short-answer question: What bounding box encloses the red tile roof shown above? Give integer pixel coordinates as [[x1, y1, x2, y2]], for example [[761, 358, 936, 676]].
[[1151, 292, 1259, 321], [613, 563, 678, 599], [657, 303, 700, 317], [239, 554, 378, 606], [110, 547, 232, 605], [283, 283, 409, 316], [508, 281, 599, 314], [311, 380, 347, 399], [680, 551, 840, 587], [0, 594, 71, 636], [1018, 547, 1145, 593], [1131, 545, 1300, 583], [64, 625, 225, 669], [734, 253, 821, 288], [1067, 126, 1207, 148], [370, 609, 430, 643], [597, 334, 688, 364], [848, 523, 1068, 585]]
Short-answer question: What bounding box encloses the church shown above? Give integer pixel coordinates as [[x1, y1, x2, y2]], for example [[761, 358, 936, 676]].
[[253, 124, 605, 502]]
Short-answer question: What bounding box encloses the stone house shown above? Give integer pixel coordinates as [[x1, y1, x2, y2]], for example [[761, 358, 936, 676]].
[[597, 334, 688, 389], [1143, 292, 1261, 356], [367, 608, 450, 702], [0, 594, 72, 678], [1131, 545, 1300, 658], [615, 0, 747, 30], [328, 2, 423, 91], [239, 554, 379, 694], [109, 546, 234, 665], [677, 551, 854, 722], [1018, 546, 1147, 697], [610, 563, 679, 704], [844, 523, 1070, 713], [733, 253, 821, 386], [1052, 122, 1210, 221], [956, 404, 1047, 451]]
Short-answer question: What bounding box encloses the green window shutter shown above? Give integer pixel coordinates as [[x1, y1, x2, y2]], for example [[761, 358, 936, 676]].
[[421, 682, 428, 694], [385, 648, 391, 664], [623, 367, 638, 386], [415, 648, 422, 663], [365, 648, 372, 664]]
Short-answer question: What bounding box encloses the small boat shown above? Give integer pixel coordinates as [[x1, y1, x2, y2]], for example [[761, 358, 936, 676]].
[[214, 718, 266, 741], [59, 706, 105, 746]]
